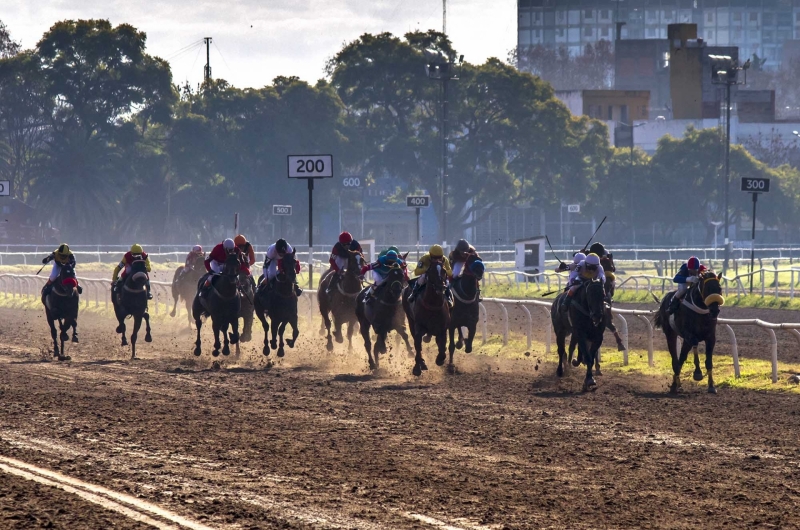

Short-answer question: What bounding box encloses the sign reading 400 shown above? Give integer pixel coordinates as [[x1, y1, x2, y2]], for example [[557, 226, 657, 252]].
[[288, 155, 333, 178]]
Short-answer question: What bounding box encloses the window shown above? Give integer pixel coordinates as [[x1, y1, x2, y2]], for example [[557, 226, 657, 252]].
[[646, 9, 658, 21], [584, 9, 593, 20], [707, 29, 715, 40], [707, 11, 714, 23], [750, 12, 758, 23], [647, 27, 657, 37], [556, 28, 565, 38], [663, 10, 674, 21], [750, 30, 760, 40], [532, 12, 542, 23], [763, 13, 774, 25], [584, 27, 592, 37], [733, 12, 742, 23], [607, 106, 613, 120], [733, 30, 742, 41], [599, 10, 610, 20], [601, 27, 610, 37], [556, 11, 566, 23]]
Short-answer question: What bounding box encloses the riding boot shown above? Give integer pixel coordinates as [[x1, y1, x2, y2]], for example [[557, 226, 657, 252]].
[[294, 284, 303, 297], [477, 287, 483, 302], [561, 294, 573, 313], [146, 280, 153, 300], [407, 282, 421, 303], [326, 272, 339, 294], [667, 295, 681, 315]]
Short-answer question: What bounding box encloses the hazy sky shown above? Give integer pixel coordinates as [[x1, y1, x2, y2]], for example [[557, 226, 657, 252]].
[[3, 0, 517, 89]]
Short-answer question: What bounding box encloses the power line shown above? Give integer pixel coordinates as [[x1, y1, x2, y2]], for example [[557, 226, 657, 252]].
[[164, 40, 203, 61], [212, 41, 233, 76]]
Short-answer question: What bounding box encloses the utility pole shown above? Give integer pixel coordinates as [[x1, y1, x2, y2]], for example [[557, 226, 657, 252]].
[[203, 37, 212, 83], [443, 0, 447, 34]]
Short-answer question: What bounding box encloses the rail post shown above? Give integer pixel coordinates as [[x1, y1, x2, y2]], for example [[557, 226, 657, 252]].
[[773, 260, 779, 300], [538, 306, 551, 356], [724, 324, 739, 379], [479, 303, 488, 345], [767, 328, 778, 383], [498, 302, 509, 346], [518, 303, 532, 350], [616, 314, 628, 365], [636, 314, 654, 367]]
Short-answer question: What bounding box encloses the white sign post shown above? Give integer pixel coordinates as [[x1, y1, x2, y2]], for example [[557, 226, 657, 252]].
[[407, 195, 431, 259], [272, 205, 292, 240], [741, 177, 770, 294], [567, 204, 580, 213], [0, 180, 9, 196], [288, 155, 334, 288]]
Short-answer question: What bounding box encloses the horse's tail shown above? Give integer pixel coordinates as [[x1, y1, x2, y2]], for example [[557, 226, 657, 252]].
[[653, 306, 664, 330], [172, 267, 184, 299]]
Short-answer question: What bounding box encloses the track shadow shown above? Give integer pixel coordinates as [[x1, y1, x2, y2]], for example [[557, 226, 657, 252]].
[[332, 374, 375, 383], [83, 360, 129, 366], [9, 359, 54, 365], [631, 391, 692, 400], [375, 383, 430, 391], [531, 390, 582, 399]]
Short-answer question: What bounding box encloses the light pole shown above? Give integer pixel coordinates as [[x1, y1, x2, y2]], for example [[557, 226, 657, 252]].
[[709, 54, 750, 274], [425, 49, 462, 245], [620, 121, 645, 244]]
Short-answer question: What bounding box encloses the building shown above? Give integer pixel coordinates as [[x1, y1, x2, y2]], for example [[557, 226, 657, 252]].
[[517, 0, 800, 68]]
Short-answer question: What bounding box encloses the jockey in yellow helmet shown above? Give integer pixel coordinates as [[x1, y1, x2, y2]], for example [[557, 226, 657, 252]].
[[113, 244, 153, 299], [407, 244, 453, 306], [41, 244, 80, 297]]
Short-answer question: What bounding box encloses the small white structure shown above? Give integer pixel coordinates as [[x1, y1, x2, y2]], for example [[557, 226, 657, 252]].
[[515, 236, 546, 282]]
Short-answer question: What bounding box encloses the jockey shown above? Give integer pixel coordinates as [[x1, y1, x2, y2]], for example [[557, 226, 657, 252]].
[[41, 244, 80, 297], [199, 238, 243, 296], [360, 250, 406, 299], [234, 234, 256, 288], [449, 239, 481, 278], [556, 251, 586, 274], [184, 245, 205, 269], [407, 244, 453, 305], [668, 256, 702, 315], [326, 231, 356, 294], [113, 244, 153, 299], [262, 238, 302, 296], [560, 253, 604, 312]]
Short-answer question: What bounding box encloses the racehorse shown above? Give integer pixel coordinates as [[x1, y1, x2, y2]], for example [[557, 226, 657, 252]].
[[170, 258, 205, 324], [112, 259, 152, 359], [318, 249, 363, 351], [654, 270, 724, 394], [355, 266, 413, 370], [192, 253, 241, 357], [238, 270, 255, 344], [551, 279, 606, 391], [404, 262, 451, 377], [254, 250, 299, 357], [42, 263, 79, 361], [447, 264, 483, 371]]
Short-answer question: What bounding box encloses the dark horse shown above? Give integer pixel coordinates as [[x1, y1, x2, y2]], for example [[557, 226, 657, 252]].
[[404, 263, 451, 377], [654, 271, 724, 394], [170, 258, 205, 324], [551, 279, 606, 391], [42, 263, 79, 361], [356, 266, 413, 371], [192, 253, 241, 357], [237, 270, 255, 344], [112, 259, 152, 359], [254, 250, 299, 357], [447, 264, 483, 371], [318, 249, 363, 351]]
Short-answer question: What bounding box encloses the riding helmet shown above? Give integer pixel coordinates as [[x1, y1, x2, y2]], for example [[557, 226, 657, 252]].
[[588, 242, 606, 257], [470, 259, 485, 276], [192, 244, 203, 252], [585, 253, 601, 266], [234, 234, 247, 246], [429, 244, 444, 258], [572, 252, 586, 264], [455, 239, 470, 253], [130, 243, 144, 254], [222, 238, 235, 250], [385, 250, 398, 262], [687, 256, 700, 270], [276, 239, 288, 253], [338, 231, 353, 245]]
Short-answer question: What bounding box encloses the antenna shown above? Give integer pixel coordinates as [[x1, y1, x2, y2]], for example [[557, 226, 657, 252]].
[[443, 0, 446, 34], [203, 37, 212, 83]]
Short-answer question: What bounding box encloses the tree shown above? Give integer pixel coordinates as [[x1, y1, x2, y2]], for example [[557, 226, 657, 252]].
[[0, 20, 20, 59], [509, 41, 614, 91]]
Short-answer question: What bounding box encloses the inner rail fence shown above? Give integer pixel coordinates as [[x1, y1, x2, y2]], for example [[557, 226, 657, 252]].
[[1, 275, 798, 384]]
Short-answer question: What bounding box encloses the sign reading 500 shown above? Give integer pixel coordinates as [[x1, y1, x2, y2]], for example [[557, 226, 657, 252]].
[[0, 180, 9, 196], [288, 155, 333, 178]]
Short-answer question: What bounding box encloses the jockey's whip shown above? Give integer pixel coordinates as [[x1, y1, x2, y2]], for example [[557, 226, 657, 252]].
[[581, 216, 607, 253], [541, 290, 559, 297], [35, 264, 46, 275], [544, 235, 565, 266]]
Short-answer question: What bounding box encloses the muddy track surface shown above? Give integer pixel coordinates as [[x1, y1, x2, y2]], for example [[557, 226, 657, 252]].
[[1, 306, 800, 529]]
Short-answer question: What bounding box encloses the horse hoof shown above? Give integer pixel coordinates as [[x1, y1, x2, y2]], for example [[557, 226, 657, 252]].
[[556, 366, 564, 378], [286, 339, 295, 348], [423, 335, 432, 344], [270, 341, 278, 350], [412, 364, 422, 377], [447, 364, 455, 375], [263, 346, 270, 357], [229, 333, 239, 345], [465, 344, 473, 354], [115, 325, 123, 334], [669, 384, 680, 394], [318, 328, 326, 337], [708, 386, 717, 394], [582, 377, 597, 392], [369, 359, 376, 371], [222, 345, 230, 356], [58, 355, 70, 362], [277, 348, 285, 358], [456, 340, 464, 350], [693, 369, 704, 382], [71, 336, 79, 343], [616, 341, 625, 352], [594, 368, 603, 377], [170, 309, 176, 317], [193, 347, 202, 357], [435, 352, 446, 366], [121, 338, 128, 346], [334, 333, 343, 344], [419, 359, 428, 371], [211, 361, 221, 371], [212, 350, 220, 357], [326, 340, 334, 352], [571, 359, 580, 367], [145, 334, 152, 343]]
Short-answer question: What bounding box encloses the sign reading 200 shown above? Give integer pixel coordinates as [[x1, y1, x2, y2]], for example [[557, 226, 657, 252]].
[[288, 155, 333, 178]]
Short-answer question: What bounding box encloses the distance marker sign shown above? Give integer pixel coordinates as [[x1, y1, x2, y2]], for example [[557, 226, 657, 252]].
[[0, 180, 8, 196], [741, 177, 770, 193], [288, 155, 333, 178], [272, 205, 292, 216], [406, 195, 430, 208]]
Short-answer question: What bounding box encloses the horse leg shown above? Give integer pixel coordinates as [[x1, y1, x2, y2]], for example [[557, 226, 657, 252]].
[[46, 314, 59, 358], [412, 326, 427, 376], [556, 329, 567, 377], [606, 308, 625, 351], [375, 332, 387, 356], [194, 317, 203, 356], [170, 295, 179, 318], [670, 338, 693, 394], [119, 319, 128, 347], [269, 318, 279, 352], [71, 320, 79, 343], [143, 312, 152, 342], [569, 334, 580, 367], [692, 346, 703, 381], [256, 310, 270, 356], [455, 327, 464, 350], [321, 307, 334, 352], [130, 315, 142, 360], [285, 316, 299, 348], [333, 312, 344, 344], [276, 322, 287, 357], [229, 316, 240, 346], [448, 326, 456, 357], [359, 318, 376, 370], [346, 320, 355, 352], [58, 319, 69, 361], [582, 339, 598, 392], [464, 323, 476, 354], [212, 321, 221, 357], [397, 326, 414, 358], [222, 322, 231, 356], [705, 336, 717, 394], [435, 332, 447, 367]]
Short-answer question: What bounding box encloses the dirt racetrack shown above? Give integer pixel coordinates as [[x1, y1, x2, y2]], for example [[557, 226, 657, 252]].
[[1, 304, 800, 529]]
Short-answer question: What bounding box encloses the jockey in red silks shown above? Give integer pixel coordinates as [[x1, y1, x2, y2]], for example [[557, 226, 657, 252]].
[[326, 231, 362, 294], [113, 244, 153, 299], [184, 245, 205, 269], [200, 239, 245, 296]]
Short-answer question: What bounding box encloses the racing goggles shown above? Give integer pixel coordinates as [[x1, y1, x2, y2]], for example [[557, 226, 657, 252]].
[[585, 264, 599, 272]]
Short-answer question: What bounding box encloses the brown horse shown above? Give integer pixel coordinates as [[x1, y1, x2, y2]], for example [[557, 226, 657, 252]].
[[654, 271, 724, 394], [170, 256, 205, 324], [404, 262, 451, 377], [355, 266, 413, 370], [318, 249, 363, 351]]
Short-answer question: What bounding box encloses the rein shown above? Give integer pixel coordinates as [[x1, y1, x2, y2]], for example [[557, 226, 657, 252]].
[[452, 277, 479, 305]]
